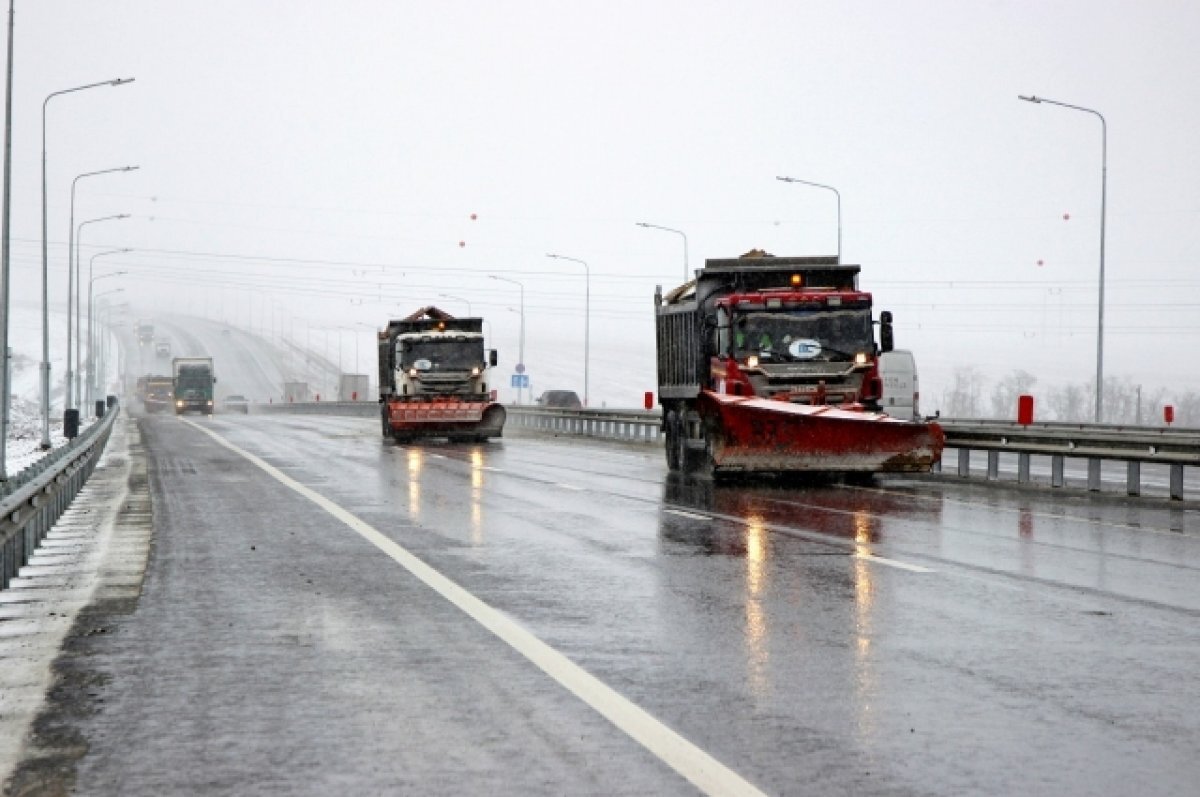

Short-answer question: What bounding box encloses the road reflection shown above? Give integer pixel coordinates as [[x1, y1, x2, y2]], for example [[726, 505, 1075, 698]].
[[743, 512, 770, 697], [406, 447, 423, 519], [658, 474, 943, 730], [852, 509, 878, 743], [470, 447, 485, 546]]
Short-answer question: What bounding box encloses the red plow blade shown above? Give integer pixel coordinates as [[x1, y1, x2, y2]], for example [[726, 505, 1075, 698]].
[[700, 392, 944, 474]]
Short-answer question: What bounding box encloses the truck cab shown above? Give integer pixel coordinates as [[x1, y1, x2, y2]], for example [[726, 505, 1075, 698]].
[[393, 325, 495, 401], [711, 287, 883, 408]]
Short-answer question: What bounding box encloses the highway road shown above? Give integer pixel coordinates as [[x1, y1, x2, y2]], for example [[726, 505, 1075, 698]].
[[5, 403, 1199, 795]]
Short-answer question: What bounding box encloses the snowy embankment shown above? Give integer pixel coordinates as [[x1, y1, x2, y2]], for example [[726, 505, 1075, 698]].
[[4, 305, 90, 476]]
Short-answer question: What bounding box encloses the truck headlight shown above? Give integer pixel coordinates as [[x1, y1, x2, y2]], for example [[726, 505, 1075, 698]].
[[746, 355, 759, 368], [854, 352, 869, 365], [408, 368, 418, 378], [176, 400, 183, 407], [471, 367, 481, 376]]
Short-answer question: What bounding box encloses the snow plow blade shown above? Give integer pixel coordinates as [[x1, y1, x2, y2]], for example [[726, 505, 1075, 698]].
[[388, 400, 506, 438], [699, 392, 943, 474]]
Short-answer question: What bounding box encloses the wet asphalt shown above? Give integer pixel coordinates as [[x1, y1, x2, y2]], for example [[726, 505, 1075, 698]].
[[8, 405, 1198, 796]]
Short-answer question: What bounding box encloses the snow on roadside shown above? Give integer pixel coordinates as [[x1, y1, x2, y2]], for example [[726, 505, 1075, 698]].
[[4, 305, 78, 478]]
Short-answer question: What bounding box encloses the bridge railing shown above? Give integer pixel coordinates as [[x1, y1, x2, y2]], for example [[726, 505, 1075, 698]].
[[1, 405, 120, 589], [256, 401, 1198, 500]]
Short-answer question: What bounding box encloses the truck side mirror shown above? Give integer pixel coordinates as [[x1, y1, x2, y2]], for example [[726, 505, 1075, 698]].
[[879, 310, 894, 353], [489, 349, 498, 367]]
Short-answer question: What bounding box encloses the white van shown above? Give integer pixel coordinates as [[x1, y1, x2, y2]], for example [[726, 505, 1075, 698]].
[[878, 350, 919, 420]]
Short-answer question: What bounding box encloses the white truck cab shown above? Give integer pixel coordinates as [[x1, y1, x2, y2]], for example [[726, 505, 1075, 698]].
[[878, 349, 919, 420]]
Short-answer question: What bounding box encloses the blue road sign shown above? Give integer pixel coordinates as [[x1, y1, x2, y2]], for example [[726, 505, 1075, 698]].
[[511, 374, 529, 388]]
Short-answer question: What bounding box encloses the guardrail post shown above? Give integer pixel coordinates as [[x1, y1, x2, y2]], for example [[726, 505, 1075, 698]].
[[1017, 453, 1031, 484], [1087, 459, 1102, 492], [1126, 462, 1141, 497], [957, 448, 970, 478], [987, 451, 999, 480], [1170, 464, 1184, 500], [1051, 455, 1065, 488]]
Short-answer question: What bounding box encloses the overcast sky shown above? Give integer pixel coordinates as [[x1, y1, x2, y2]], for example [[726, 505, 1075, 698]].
[[5, 1, 1199, 408]]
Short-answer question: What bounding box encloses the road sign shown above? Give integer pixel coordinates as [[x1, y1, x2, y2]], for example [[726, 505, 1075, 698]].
[[511, 374, 529, 388], [515, 363, 526, 374]]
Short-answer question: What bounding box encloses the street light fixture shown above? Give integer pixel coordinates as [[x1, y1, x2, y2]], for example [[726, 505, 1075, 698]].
[[86, 249, 130, 405], [488, 275, 524, 404], [546, 253, 590, 407], [635, 222, 689, 282], [39, 76, 134, 448], [71, 206, 132, 407], [1018, 94, 1108, 423], [776, 175, 842, 261]]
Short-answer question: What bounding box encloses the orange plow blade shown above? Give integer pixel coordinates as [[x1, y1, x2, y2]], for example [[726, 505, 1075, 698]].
[[699, 392, 944, 474]]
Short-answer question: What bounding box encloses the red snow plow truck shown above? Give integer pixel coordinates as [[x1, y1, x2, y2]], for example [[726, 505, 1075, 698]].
[[377, 306, 506, 442], [655, 251, 943, 475]]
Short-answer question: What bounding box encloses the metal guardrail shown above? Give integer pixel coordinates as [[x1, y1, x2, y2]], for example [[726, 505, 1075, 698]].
[[936, 418, 1198, 500], [1, 405, 120, 589], [256, 401, 1200, 500], [506, 406, 662, 442]]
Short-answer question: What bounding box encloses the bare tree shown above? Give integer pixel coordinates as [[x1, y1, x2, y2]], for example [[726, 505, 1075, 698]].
[[1045, 382, 1089, 422], [1099, 377, 1139, 425], [942, 366, 986, 418], [989, 370, 1038, 420]]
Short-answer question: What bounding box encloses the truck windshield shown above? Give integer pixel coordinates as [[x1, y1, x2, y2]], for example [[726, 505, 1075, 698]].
[[400, 337, 483, 371], [177, 372, 210, 388], [732, 308, 873, 361]]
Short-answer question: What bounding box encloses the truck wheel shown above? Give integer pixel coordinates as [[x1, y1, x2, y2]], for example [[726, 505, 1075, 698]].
[[678, 409, 712, 474], [380, 406, 390, 438], [664, 411, 682, 471]]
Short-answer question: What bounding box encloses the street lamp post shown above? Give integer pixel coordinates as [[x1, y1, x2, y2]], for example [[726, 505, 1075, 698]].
[[488, 275, 524, 405], [776, 176, 842, 261], [86, 249, 129, 406], [0, 0, 15, 479], [352, 321, 377, 379], [95, 299, 127, 400], [39, 76, 134, 448], [67, 167, 136, 409], [89, 285, 123, 407], [72, 209, 130, 407], [546, 254, 589, 407], [1018, 94, 1107, 424], [635, 222, 689, 282]]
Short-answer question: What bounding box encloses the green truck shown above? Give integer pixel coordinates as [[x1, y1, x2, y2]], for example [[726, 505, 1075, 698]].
[[172, 356, 216, 415]]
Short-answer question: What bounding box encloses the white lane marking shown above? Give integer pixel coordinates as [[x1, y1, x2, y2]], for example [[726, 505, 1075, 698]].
[[854, 553, 932, 573], [184, 420, 765, 797], [555, 483, 585, 491], [664, 509, 712, 522]]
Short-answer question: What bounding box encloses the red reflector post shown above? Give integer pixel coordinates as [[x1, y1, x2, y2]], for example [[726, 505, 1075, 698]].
[[1017, 394, 1034, 426], [644, 391, 654, 410], [1165, 405, 1175, 425]]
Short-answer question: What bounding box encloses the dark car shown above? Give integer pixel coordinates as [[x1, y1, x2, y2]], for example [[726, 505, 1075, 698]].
[[536, 390, 582, 409], [222, 394, 250, 414]]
